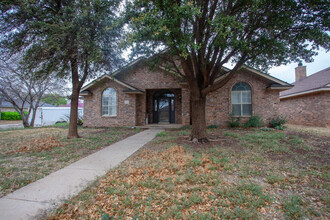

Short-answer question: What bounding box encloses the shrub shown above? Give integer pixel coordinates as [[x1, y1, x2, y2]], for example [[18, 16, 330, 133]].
[[207, 124, 219, 129], [227, 116, 241, 128], [244, 115, 264, 128], [270, 116, 286, 129], [1, 112, 23, 120], [77, 115, 84, 126], [52, 122, 69, 128], [61, 114, 84, 126]]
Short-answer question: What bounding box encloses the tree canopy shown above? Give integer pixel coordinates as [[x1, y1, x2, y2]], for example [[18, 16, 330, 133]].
[[127, 0, 330, 141], [41, 94, 67, 106], [0, 0, 123, 137], [0, 55, 66, 127]]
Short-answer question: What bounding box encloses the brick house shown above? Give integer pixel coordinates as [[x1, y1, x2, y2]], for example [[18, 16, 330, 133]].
[[80, 59, 292, 127], [280, 66, 330, 127]]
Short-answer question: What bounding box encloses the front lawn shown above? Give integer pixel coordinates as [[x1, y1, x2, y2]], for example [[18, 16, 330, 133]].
[[0, 126, 140, 197], [48, 126, 329, 219]]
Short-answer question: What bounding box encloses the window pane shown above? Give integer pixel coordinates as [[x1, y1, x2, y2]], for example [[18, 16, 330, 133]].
[[102, 107, 108, 115], [110, 97, 116, 106], [232, 82, 251, 91], [102, 99, 108, 106], [242, 91, 251, 104], [103, 88, 115, 96], [154, 101, 157, 111], [231, 91, 241, 104], [111, 106, 117, 116], [242, 104, 252, 115], [109, 107, 113, 116], [232, 104, 241, 116]]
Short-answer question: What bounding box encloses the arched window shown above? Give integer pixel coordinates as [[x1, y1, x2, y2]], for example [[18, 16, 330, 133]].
[[231, 82, 252, 116], [102, 88, 117, 116]]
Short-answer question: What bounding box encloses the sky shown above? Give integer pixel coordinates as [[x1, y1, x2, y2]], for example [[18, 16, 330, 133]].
[[268, 48, 330, 83]]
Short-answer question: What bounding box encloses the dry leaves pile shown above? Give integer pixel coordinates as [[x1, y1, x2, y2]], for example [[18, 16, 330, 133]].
[[10, 136, 63, 154], [51, 146, 232, 219]]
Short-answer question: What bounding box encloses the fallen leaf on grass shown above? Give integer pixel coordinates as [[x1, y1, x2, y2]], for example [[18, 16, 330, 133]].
[[10, 136, 64, 154]]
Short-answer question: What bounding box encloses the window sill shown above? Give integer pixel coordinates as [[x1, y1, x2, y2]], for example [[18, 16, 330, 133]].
[[101, 115, 117, 118], [232, 115, 251, 118]]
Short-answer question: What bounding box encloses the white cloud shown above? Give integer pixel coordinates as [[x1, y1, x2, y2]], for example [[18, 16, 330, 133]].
[[269, 49, 330, 83]]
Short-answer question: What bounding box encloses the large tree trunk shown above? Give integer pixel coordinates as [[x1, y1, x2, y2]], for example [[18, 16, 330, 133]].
[[0, 98, 2, 120], [190, 86, 208, 143], [22, 112, 30, 128], [68, 58, 80, 139], [30, 105, 38, 127]]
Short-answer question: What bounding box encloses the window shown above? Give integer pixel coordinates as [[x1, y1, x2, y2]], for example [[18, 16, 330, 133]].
[[231, 82, 252, 116], [102, 88, 117, 116]]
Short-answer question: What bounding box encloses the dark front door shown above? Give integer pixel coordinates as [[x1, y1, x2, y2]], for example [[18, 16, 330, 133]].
[[153, 91, 175, 124], [158, 97, 170, 122]]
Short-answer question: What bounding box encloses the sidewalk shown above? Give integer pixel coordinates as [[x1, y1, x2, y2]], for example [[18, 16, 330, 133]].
[[0, 128, 161, 219], [0, 123, 24, 130]]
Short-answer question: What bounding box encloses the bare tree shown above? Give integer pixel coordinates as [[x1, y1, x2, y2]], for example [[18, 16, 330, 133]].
[[0, 56, 66, 127]]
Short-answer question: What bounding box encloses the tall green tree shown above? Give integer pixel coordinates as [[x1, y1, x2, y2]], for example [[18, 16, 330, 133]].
[[127, 0, 329, 142], [41, 94, 67, 106], [0, 0, 122, 138]]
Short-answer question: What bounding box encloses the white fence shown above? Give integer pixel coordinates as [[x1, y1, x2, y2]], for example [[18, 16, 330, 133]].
[[31, 107, 84, 127]]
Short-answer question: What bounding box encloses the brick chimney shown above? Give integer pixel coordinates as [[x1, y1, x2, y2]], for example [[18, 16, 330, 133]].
[[295, 62, 306, 82]]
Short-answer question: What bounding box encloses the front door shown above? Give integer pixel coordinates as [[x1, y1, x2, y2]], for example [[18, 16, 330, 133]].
[[153, 91, 175, 124], [158, 97, 170, 123]]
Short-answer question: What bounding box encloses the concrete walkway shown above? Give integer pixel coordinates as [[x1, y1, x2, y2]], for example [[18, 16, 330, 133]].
[[0, 123, 24, 130], [0, 129, 161, 219]]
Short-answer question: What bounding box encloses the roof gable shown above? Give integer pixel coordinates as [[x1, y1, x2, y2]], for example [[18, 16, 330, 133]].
[[80, 74, 144, 95], [81, 58, 292, 94]]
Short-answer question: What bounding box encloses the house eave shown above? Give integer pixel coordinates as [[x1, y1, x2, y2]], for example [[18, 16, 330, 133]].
[[79, 90, 92, 96], [81, 75, 143, 93], [241, 65, 291, 86], [123, 89, 144, 94], [267, 85, 294, 90], [214, 66, 291, 87], [280, 87, 330, 99]]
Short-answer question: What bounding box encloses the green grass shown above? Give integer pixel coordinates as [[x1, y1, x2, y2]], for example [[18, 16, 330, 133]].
[[266, 174, 285, 185], [282, 195, 318, 219], [51, 122, 69, 128]]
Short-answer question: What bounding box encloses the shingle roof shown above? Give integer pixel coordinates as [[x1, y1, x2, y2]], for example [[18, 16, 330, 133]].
[[280, 67, 330, 98]]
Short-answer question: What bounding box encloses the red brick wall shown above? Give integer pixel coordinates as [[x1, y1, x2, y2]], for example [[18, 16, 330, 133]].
[[279, 92, 330, 127], [135, 94, 146, 126], [117, 64, 183, 89], [205, 70, 280, 127], [83, 64, 281, 127], [83, 79, 136, 127]]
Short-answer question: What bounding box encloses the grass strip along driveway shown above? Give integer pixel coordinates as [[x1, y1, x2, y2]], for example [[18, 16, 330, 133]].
[[48, 126, 329, 219], [0, 125, 140, 198]]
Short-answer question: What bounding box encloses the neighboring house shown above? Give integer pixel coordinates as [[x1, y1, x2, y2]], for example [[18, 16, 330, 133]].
[[80, 59, 292, 127], [32, 107, 84, 127], [280, 65, 330, 127], [0, 100, 55, 112]]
